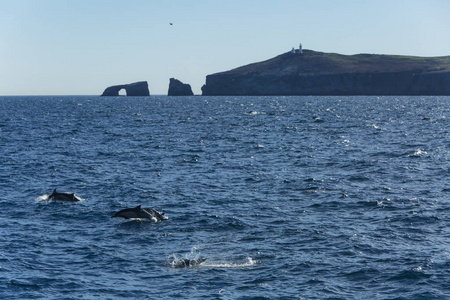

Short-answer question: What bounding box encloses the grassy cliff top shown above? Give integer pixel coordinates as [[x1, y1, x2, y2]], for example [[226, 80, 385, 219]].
[[214, 50, 450, 76]]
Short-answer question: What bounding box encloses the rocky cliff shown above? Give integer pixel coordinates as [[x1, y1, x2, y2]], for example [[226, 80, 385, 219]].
[[168, 78, 194, 96], [101, 81, 150, 96], [201, 50, 450, 96]]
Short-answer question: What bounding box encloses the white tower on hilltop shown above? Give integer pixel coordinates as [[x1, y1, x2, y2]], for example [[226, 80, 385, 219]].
[[299, 43, 303, 54]]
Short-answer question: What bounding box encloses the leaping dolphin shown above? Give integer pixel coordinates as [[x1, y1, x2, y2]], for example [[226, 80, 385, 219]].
[[111, 205, 167, 221], [171, 258, 207, 268], [48, 189, 82, 202]]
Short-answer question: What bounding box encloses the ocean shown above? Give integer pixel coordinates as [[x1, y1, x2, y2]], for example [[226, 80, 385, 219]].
[[0, 95, 449, 299]]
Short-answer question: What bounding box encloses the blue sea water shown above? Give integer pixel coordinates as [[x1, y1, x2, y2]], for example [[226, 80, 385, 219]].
[[0, 95, 449, 299]]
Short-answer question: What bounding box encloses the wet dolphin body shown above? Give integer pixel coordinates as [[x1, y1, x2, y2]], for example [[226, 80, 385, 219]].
[[48, 189, 81, 202], [111, 205, 167, 221], [172, 258, 207, 268]]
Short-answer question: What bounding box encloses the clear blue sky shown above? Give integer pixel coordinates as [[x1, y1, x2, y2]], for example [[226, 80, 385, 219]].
[[1, 0, 449, 95]]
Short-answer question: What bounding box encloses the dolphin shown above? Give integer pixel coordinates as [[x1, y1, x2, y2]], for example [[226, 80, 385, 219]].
[[48, 189, 82, 202], [171, 258, 207, 268], [111, 205, 167, 221]]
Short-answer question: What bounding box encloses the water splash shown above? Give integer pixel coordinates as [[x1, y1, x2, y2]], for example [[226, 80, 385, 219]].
[[202, 257, 257, 268], [168, 247, 257, 269], [168, 247, 205, 268], [36, 194, 50, 202]]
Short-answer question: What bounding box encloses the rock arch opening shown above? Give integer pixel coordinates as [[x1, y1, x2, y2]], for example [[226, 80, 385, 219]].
[[101, 81, 150, 97]]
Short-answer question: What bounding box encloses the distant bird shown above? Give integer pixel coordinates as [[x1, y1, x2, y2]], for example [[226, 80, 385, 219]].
[[170, 22, 173, 25]]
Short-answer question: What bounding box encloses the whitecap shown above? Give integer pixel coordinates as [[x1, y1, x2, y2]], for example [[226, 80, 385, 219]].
[[411, 149, 427, 156]]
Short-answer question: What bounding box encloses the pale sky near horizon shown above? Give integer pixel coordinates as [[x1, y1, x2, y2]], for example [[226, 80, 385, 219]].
[[1, 0, 450, 95]]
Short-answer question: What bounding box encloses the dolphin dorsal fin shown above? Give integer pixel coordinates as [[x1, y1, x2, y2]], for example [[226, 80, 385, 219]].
[[135, 205, 141, 209]]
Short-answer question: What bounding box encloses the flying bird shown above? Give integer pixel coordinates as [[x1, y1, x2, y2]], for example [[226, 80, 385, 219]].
[[170, 22, 173, 25]]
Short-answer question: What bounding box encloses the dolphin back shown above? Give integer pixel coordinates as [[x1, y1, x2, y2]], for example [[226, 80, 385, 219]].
[[111, 206, 167, 221], [48, 189, 81, 202], [172, 258, 207, 268]]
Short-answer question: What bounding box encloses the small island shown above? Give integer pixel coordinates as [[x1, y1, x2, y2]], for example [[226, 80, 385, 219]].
[[201, 46, 450, 96], [168, 78, 194, 96], [101, 81, 150, 96]]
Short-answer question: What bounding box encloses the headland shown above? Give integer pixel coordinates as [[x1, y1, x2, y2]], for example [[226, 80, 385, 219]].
[[201, 48, 450, 96]]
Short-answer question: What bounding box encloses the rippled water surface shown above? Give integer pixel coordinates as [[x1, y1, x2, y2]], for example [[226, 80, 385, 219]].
[[0, 95, 449, 299]]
